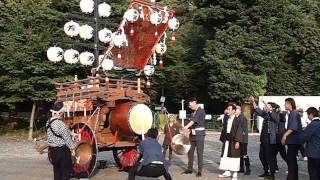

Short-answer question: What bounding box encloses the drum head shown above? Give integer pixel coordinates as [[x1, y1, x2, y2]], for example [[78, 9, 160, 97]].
[[72, 123, 98, 178], [128, 104, 153, 135]]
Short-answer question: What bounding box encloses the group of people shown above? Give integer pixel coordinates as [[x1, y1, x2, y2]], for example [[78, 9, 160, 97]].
[[45, 97, 320, 180], [250, 97, 320, 180]]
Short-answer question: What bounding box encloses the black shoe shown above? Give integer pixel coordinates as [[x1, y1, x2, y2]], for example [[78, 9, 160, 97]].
[[239, 168, 245, 173], [259, 172, 270, 177], [244, 168, 251, 175], [182, 170, 192, 174], [196, 172, 202, 177]]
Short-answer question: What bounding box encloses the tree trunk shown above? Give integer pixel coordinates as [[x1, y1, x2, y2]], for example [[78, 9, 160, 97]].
[[28, 102, 36, 140]]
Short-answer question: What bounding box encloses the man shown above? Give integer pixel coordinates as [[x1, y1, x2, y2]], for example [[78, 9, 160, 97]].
[[281, 98, 302, 180], [128, 128, 172, 180], [275, 109, 287, 171], [250, 97, 279, 180], [46, 101, 76, 180], [182, 97, 206, 177], [297, 108, 307, 161], [235, 106, 251, 175], [218, 103, 243, 180], [299, 107, 320, 180]]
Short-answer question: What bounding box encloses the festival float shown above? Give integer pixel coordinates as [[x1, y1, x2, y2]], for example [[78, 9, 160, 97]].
[[45, 0, 179, 178]]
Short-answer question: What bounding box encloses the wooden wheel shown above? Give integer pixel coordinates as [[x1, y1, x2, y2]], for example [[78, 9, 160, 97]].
[[112, 148, 140, 170]]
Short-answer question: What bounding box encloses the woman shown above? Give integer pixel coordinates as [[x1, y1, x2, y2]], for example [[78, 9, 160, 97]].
[[162, 114, 181, 161]]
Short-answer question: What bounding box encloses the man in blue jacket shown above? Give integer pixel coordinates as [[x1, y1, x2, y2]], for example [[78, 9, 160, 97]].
[[128, 128, 172, 180], [281, 98, 302, 180], [299, 107, 320, 180]]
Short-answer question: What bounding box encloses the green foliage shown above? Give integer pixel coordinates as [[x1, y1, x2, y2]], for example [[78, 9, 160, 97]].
[[1, 0, 320, 113]]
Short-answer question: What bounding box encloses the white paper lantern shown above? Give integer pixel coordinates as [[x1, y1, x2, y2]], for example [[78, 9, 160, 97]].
[[99, 28, 112, 43], [99, 55, 114, 71], [144, 65, 155, 76], [156, 43, 167, 54], [47, 47, 63, 63], [79, 25, 94, 40], [168, 17, 179, 31], [124, 8, 139, 23], [64, 49, 79, 64], [80, 0, 94, 14], [64, 21, 80, 37], [98, 3, 111, 17], [113, 34, 125, 48], [79, 51, 94, 66], [150, 12, 162, 25]]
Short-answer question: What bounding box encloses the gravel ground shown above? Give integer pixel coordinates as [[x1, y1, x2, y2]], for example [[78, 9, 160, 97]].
[[0, 134, 309, 180]]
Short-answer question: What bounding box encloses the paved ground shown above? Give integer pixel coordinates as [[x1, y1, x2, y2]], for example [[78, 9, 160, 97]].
[[0, 134, 309, 180]]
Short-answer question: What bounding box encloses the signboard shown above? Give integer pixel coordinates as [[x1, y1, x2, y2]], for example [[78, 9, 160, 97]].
[[179, 110, 186, 119]]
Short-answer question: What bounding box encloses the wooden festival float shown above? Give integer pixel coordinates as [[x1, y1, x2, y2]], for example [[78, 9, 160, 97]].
[[45, 0, 179, 178]]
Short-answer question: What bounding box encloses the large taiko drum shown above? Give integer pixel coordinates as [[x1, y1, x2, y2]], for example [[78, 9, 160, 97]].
[[110, 102, 153, 136]]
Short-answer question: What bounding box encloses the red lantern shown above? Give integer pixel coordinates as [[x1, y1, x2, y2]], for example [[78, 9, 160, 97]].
[[171, 32, 176, 44], [146, 80, 151, 88], [129, 23, 134, 37], [159, 55, 164, 69], [117, 49, 122, 62], [105, 77, 109, 89]]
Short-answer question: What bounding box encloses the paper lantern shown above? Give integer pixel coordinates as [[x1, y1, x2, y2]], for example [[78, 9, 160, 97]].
[[113, 34, 125, 48], [143, 65, 155, 76], [79, 24, 94, 40], [150, 12, 162, 25], [47, 47, 63, 63], [99, 3, 111, 17], [79, 51, 94, 66], [99, 28, 112, 43], [64, 21, 80, 37], [80, 0, 94, 14], [155, 43, 167, 54], [124, 8, 139, 23], [99, 55, 114, 71], [168, 17, 179, 31], [64, 49, 79, 64]]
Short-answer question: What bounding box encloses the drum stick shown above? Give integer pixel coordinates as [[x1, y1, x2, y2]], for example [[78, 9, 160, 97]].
[[141, 123, 144, 140]]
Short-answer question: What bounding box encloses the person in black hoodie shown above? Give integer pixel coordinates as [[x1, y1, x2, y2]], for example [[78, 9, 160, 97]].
[[275, 109, 287, 171], [250, 97, 279, 180]]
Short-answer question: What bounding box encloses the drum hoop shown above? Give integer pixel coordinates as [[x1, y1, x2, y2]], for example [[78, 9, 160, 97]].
[[127, 103, 138, 135]]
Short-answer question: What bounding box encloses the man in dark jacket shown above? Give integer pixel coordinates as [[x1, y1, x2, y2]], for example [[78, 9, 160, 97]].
[[275, 110, 287, 171], [218, 103, 243, 180], [182, 97, 206, 177], [128, 128, 172, 180], [235, 106, 251, 175], [300, 107, 320, 180], [281, 98, 302, 180], [250, 97, 279, 180]]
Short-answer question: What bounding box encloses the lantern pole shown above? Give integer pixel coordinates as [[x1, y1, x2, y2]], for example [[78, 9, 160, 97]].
[[93, 0, 99, 71]]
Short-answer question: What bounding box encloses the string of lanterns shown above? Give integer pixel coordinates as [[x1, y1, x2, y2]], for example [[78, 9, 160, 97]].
[[47, 0, 113, 69], [47, 0, 180, 87]]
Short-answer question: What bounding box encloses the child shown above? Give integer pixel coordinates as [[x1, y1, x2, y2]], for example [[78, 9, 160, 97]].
[[162, 114, 181, 161]]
